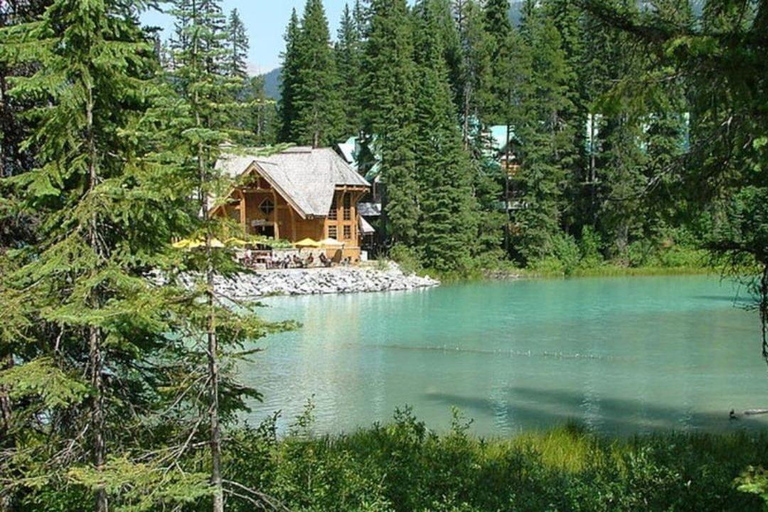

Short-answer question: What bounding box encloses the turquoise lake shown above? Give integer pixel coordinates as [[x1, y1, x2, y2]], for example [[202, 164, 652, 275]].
[[241, 275, 768, 436]]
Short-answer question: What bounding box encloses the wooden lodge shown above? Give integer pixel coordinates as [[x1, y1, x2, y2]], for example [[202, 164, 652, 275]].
[[213, 147, 373, 260]]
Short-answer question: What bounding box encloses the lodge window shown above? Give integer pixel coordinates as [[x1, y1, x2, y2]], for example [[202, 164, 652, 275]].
[[329, 197, 338, 220], [260, 198, 275, 216], [329, 225, 338, 240], [343, 225, 351, 240], [343, 193, 351, 221]]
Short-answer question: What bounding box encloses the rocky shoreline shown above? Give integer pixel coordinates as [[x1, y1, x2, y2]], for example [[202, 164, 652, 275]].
[[209, 264, 440, 299]]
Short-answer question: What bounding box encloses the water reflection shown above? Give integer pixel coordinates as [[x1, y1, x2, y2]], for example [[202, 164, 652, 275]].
[[241, 276, 768, 436]]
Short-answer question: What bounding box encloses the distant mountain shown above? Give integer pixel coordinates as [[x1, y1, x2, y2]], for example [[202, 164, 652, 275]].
[[262, 67, 282, 100]]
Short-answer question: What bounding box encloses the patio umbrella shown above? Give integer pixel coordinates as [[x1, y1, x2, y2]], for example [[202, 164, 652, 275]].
[[172, 238, 225, 250], [293, 238, 322, 248], [319, 238, 345, 248], [225, 237, 249, 247]]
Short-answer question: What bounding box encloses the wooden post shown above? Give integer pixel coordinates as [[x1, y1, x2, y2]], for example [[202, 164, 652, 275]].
[[271, 190, 279, 239], [237, 189, 246, 234]]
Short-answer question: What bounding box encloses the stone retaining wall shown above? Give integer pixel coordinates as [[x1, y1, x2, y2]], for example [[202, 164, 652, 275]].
[[211, 264, 440, 299]]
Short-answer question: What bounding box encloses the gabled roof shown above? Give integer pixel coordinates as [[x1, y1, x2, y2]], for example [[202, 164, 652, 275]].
[[337, 137, 357, 168], [216, 147, 369, 219]]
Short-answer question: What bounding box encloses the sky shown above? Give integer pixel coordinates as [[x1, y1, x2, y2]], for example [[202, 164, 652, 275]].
[[142, 1, 352, 74]]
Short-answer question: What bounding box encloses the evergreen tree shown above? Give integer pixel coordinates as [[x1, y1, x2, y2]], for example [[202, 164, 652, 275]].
[[542, 0, 585, 236], [479, 0, 515, 125], [513, 0, 573, 262], [278, 9, 301, 143], [427, 0, 464, 117], [453, 0, 491, 144], [167, 1, 289, 511], [225, 8, 249, 78], [582, 2, 650, 261], [335, 3, 363, 137], [293, 0, 343, 147], [0, 1, 212, 510], [413, 0, 478, 271], [361, 0, 419, 246]]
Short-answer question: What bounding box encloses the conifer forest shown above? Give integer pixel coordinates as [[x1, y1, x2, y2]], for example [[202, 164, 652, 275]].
[[1, 0, 768, 511]]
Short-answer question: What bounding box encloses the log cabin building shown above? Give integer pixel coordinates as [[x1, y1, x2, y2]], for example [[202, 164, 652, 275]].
[[213, 146, 373, 260]]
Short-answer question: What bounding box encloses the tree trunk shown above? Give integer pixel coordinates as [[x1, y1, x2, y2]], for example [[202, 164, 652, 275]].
[[760, 264, 768, 365], [89, 326, 108, 512], [87, 84, 108, 512], [199, 140, 223, 512], [504, 122, 511, 256]]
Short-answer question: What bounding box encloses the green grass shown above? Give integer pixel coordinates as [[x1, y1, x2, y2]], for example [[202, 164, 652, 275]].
[[526, 264, 716, 278], [22, 410, 768, 511]]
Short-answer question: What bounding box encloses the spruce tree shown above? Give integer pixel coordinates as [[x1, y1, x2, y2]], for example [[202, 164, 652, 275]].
[[287, 0, 343, 147], [335, 3, 363, 137], [278, 9, 301, 143], [542, 0, 585, 236], [413, 0, 478, 271], [167, 1, 229, 509], [167, 1, 290, 511], [225, 8, 249, 78], [454, 0, 491, 144], [479, 0, 514, 124], [0, 1, 212, 510], [513, 0, 573, 262], [361, 0, 420, 246]]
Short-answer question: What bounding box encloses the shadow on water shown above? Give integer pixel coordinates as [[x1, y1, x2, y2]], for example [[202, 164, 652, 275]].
[[424, 386, 768, 436], [694, 295, 753, 305]]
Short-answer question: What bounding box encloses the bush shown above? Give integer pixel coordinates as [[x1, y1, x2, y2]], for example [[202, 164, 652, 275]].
[[388, 244, 422, 275], [215, 412, 768, 512]]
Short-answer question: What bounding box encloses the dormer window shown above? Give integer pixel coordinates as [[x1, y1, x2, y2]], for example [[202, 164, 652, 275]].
[[260, 198, 275, 216]]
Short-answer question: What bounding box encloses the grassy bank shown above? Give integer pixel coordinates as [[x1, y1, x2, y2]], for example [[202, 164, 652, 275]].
[[217, 411, 768, 512], [405, 260, 716, 283], [390, 241, 724, 282], [523, 263, 716, 279], [24, 410, 768, 511]]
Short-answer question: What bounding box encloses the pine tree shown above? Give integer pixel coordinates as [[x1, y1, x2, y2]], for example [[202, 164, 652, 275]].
[[293, 0, 343, 147], [413, 0, 478, 271], [513, 0, 573, 262], [335, 3, 363, 137], [225, 8, 249, 78], [166, 1, 293, 511], [278, 9, 301, 143], [0, 1, 213, 510], [453, 0, 491, 144], [361, 0, 420, 246]]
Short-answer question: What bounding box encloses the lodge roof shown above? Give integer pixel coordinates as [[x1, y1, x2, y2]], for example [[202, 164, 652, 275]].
[[216, 146, 369, 219]]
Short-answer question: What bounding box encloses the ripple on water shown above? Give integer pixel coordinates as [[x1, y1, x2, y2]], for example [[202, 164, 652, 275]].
[[242, 275, 768, 436]]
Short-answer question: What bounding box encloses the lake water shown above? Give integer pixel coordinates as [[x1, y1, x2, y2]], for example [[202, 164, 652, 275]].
[[241, 275, 768, 436]]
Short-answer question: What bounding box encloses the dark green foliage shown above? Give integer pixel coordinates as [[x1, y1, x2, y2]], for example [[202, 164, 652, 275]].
[[279, 0, 343, 147], [278, 9, 301, 144], [412, 0, 478, 272], [224, 412, 768, 512], [334, 3, 363, 137], [511, 2, 574, 264], [0, 0, 216, 508], [479, 0, 516, 125], [225, 9, 249, 78], [361, 0, 420, 246]]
